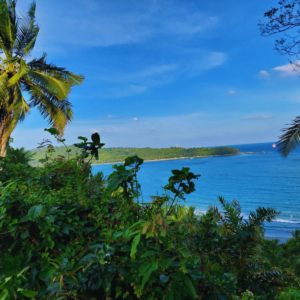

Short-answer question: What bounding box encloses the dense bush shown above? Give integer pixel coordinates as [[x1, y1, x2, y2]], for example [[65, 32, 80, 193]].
[[0, 132, 299, 299], [6, 142, 34, 165]]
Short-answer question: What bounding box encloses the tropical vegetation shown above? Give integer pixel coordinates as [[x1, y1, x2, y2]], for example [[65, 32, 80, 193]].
[[5, 138, 34, 165], [0, 0, 84, 156], [0, 0, 299, 299], [0, 131, 299, 299]]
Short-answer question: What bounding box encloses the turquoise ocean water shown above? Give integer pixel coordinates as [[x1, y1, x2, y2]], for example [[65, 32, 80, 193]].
[[92, 142, 300, 242]]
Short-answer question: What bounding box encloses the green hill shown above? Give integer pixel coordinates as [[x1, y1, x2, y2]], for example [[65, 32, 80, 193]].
[[29, 145, 239, 166]]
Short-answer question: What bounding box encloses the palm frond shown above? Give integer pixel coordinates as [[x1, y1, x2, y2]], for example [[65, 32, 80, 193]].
[[277, 116, 300, 156], [14, 1, 39, 57], [10, 84, 29, 120], [28, 70, 71, 100], [8, 58, 29, 86], [0, 0, 15, 54], [27, 53, 84, 85], [24, 82, 73, 134], [37, 101, 69, 134], [7, 0, 16, 24]]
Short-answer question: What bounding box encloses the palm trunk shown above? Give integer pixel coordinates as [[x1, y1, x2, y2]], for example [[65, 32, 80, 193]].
[[0, 136, 9, 157], [0, 112, 12, 158]]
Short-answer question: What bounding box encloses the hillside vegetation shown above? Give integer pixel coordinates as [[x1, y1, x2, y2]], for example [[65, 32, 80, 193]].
[[1, 131, 300, 299], [29, 145, 239, 166]]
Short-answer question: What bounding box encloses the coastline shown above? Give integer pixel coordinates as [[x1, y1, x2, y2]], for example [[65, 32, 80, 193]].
[[91, 151, 266, 166]]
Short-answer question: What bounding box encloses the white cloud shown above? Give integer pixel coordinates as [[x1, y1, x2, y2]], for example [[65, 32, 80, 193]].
[[258, 70, 270, 79], [133, 117, 138, 122], [229, 90, 237, 95], [273, 63, 299, 77], [242, 115, 273, 120]]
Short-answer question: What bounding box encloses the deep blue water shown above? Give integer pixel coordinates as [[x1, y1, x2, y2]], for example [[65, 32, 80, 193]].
[[92, 142, 300, 242]]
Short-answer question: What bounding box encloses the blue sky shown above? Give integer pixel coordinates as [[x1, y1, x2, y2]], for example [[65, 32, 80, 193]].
[[12, 0, 300, 148]]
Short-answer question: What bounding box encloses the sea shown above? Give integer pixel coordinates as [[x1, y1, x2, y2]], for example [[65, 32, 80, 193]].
[[92, 142, 300, 242]]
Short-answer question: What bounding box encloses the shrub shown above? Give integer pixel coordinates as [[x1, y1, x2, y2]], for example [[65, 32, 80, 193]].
[[0, 131, 298, 299]]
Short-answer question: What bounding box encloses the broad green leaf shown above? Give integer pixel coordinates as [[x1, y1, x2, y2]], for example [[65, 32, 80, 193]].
[[0, 289, 9, 300], [161, 258, 175, 270], [141, 250, 156, 258], [180, 248, 189, 258], [77, 136, 88, 142], [39, 266, 56, 281], [139, 263, 151, 277], [28, 205, 43, 221], [44, 127, 59, 136], [18, 215, 29, 223], [21, 231, 29, 239], [141, 267, 153, 289], [152, 260, 158, 271], [107, 175, 123, 193], [91, 132, 100, 145], [121, 245, 131, 252], [169, 273, 182, 281], [212, 263, 221, 274], [21, 290, 38, 298], [130, 234, 141, 259], [49, 240, 55, 249]]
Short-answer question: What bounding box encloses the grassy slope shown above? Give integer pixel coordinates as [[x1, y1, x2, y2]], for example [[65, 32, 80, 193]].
[[29, 145, 239, 166]]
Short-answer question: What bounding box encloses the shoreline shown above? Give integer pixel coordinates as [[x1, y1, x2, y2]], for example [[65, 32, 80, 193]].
[[91, 151, 266, 166]]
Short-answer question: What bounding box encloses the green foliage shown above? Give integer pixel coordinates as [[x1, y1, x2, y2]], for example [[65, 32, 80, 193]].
[[0, 133, 299, 299], [28, 144, 239, 166], [74, 132, 105, 161], [277, 289, 300, 300], [6, 145, 34, 165]]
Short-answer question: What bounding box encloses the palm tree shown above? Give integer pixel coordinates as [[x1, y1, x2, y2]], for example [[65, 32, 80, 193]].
[[0, 0, 84, 156], [277, 117, 300, 156], [7, 145, 34, 165]]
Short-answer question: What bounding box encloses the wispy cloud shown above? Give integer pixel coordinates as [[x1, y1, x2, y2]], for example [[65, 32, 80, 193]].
[[242, 115, 273, 120], [273, 63, 299, 77], [36, 1, 219, 48], [99, 51, 226, 97], [229, 90, 237, 95]]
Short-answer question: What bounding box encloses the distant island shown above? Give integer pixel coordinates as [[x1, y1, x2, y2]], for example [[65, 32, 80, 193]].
[[29, 145, 239, 166]]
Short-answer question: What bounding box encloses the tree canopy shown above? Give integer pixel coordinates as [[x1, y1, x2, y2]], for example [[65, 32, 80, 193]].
[[0, 0, 84, 156]]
